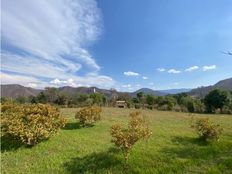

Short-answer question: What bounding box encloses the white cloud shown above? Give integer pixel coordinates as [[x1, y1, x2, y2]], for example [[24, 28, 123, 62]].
[[168, 69, 181, 74], [120, 84, 141, 92], [50, 78, 77, 87], [157, 68, 165, 72], [27, 83, 38, 88], [1, 0, 115, 88], [1, 52, 81, 79], [149, 82, 154, 86], [2, 0, 101, 71], [185, 66, 199, 72], [124, 71, 140, 76], [1, 73, 40, 86], [121, 84, 132, 88], [172, 82, 179, 85], [142, 76, 148, 80], [202, 65, 216, 71], [1, 72, 115, 89]]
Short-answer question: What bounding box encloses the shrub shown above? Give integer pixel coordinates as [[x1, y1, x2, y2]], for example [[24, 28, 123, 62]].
[[134, 103, 141, 109], [147, 105, 153, 110], [221, 105, 232, 114], [187, 101, 195, 112], [157, 104, 169, 111], [173, 105, 182, 112], [110, 112, 152, 167], [192, 118, 223, 141], [1, 103, 66, 146], [75, 106, 102, 126]]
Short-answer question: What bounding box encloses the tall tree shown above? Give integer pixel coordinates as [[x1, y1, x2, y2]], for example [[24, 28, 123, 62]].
[[204, 89, 230, 113]]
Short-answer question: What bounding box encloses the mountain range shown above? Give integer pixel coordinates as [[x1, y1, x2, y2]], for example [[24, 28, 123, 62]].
[[188, 77, 232, 97], [1, 77, 232, 99]]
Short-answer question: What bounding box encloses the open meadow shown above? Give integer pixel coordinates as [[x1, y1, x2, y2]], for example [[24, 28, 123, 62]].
[[1, 107, 232, 174]]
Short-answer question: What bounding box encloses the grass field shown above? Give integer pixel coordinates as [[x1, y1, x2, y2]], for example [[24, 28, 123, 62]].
[[1, 107, 232, 174]]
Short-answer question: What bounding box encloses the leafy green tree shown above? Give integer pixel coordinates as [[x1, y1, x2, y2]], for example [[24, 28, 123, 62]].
[[15, 96, 27, 104], [36, 92, 48, 103], [90, 93, 106, 106], [44, 87, 59, 103], [204, 89, 230, 113], [132, 97, 139, 104], [77, 94, 88, 103], [146, 95, 155, 105], [55, 93, 68, 105], [29, 96, 39, 104], [173, 93, 188, 104], [136, 92, 144, 103], [193, 99, 205, 113], [166, 96, 177, 110]]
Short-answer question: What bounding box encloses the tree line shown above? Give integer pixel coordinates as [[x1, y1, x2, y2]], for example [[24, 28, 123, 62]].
[[1, 88, 232, 114]]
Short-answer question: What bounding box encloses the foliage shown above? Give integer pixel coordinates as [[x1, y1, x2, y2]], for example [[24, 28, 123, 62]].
[[156, 96, 177, 111], [89, 93, 106, 106], [221, 105, 232, 114], [136, 92, 144, 102], [75, 106, 102, 126], [110, 111, 152, 167], [134, 103, 141, 109], [204, 89, 230, 113], [193, 99, 205, 113], [1, 103, 66, 146], [4, 86, 232, 115], [15, 96, 27, 104], [191, 118, 223, 141], [146, 95, 155, 105]]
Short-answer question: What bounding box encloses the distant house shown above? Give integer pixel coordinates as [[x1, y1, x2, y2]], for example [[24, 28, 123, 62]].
[[116, 101, 126, 108]]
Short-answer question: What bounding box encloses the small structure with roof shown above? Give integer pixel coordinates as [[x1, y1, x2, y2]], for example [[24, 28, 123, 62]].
[[116, 100, 126, 108]]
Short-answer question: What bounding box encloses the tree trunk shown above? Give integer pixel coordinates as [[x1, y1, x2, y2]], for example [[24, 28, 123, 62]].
[[123, 151, 129, 172]]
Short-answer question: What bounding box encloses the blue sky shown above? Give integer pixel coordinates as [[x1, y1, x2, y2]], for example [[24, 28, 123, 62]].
[[1, 0, 232, 91]]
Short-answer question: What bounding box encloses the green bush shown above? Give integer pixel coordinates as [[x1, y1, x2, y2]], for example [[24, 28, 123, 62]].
[[134, 104, 141, 109], [147, 105, 153, 110], [192, 118, 223, 141], [157, 104, 169, 111], [221, 105, 232, 114], [1, 103, 66, 146], [173, 105, 182, 112], [75, 106, 102, 126]]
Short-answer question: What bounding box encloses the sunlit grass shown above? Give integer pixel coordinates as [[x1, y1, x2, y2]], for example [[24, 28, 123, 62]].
[[1, 107, 232, 174]]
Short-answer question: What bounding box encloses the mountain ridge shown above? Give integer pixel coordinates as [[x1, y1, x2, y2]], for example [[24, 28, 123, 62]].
[[188, 77, 232, 97], [1, 77, 232, 98]]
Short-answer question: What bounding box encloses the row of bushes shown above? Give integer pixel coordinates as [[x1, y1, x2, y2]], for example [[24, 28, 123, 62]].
[[1, 104, 223, 168], [75, 107, 224, 168], [1, 102, 103, 146]]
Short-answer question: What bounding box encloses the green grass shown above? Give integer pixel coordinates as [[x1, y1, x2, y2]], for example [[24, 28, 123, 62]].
[[1, 108, 232, 174]]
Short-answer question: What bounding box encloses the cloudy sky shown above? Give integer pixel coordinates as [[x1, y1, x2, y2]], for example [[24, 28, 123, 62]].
[[1, 0, 232, 91]]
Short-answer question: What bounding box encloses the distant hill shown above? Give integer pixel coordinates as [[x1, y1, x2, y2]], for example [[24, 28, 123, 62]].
[[189, 78, 232, 97], [1, 84, 42, 98], [59, 86, 118, 99], [159, 88, 192, 94], [1, 78, 232, 99], [1, 84, 121, 99], [130, 88, 167, 97], [214, 78, 232, 90]]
